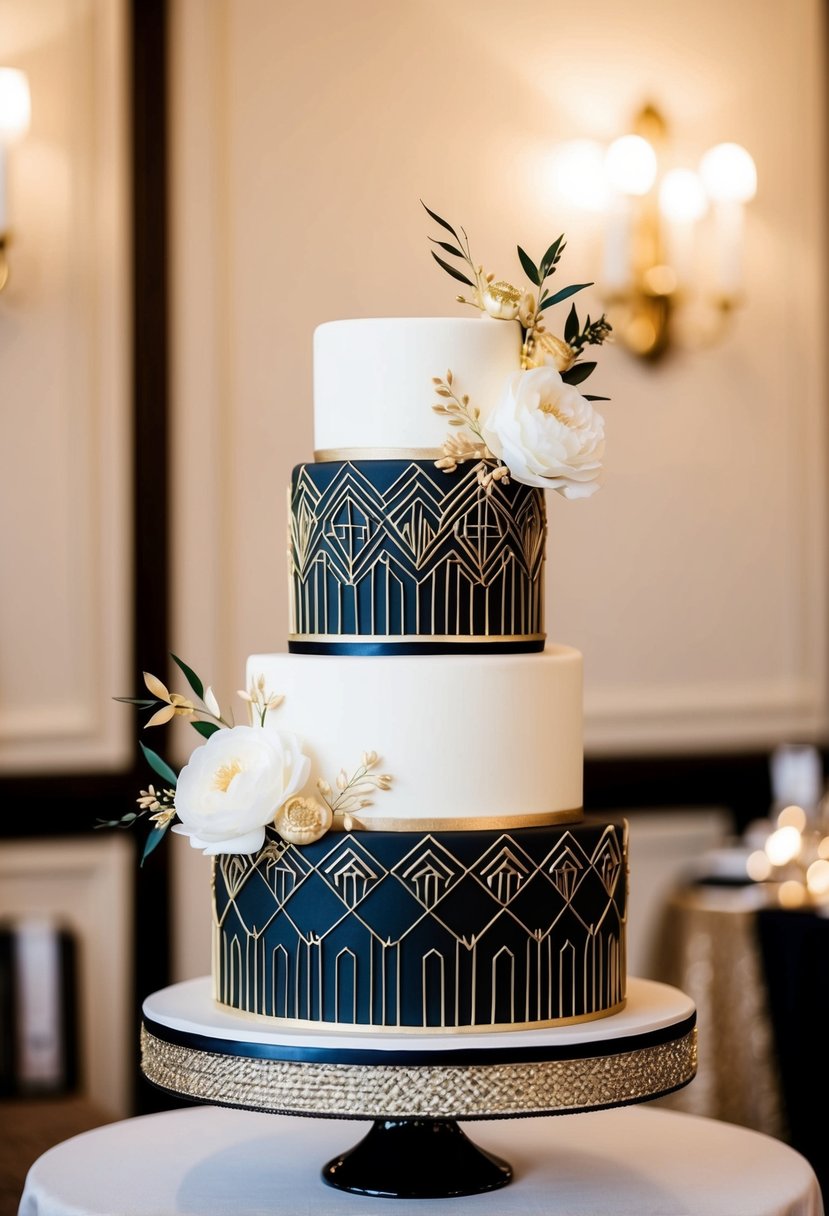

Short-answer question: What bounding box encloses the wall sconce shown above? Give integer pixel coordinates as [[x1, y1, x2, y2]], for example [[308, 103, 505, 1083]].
[[0, 67, 32, 293], [570, 104, 757, 360]]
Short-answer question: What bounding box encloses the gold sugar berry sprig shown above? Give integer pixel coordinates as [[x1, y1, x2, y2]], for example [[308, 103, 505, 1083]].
[[237, 673, 285, 727], [316, 751, 393, 831], [423, 201, 613, 396], [431, 371, 510, 495], [111, 655, 286, 864], [115, 653, 235, 738]]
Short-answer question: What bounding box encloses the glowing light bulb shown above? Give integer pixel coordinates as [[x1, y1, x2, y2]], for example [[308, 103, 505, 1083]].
[[779, 880, 807, 908], [699, 143, 757, 203], [551, 140, 609, 213], [778, 804, 808, 831], [659, 169, 708, 222], [806, 858, 829, 897], [765, 825, 802, 867], [747, 850, 773, 882], [605, 135, 657, 196], [0, 68, 30, 239], [0, 68, 30, 144]]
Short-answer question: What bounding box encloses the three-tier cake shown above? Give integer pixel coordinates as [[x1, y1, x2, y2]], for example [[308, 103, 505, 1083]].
[[124, 211, 625, 1037]]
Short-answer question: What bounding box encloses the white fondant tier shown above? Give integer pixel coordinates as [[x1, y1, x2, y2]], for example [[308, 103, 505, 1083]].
[[247, 645, 582, 825], [313, 317, 523, 454]]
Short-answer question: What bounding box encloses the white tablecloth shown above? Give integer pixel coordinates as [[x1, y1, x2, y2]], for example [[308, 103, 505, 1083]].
[[18, 1103, 825, 1216]]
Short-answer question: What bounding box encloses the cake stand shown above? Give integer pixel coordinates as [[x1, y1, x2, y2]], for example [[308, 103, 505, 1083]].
[[141, 976, 696, 1200]]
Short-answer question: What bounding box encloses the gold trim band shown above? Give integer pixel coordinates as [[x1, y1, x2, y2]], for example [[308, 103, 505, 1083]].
[[289, 632, 546, 644], [140, 1024, 697, 1118], [214, 989, 616, 1034], [314, 447, 443, 462], [336, 808, 583, 833]]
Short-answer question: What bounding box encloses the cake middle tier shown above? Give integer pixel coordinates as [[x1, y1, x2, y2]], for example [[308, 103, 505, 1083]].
[[288, 459, 546, 655], [247, 647, 583, 828]]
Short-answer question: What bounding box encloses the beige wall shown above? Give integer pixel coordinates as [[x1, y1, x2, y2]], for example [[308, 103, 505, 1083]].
[[164, 0, 825, 976], [0, 0, 132, 773]]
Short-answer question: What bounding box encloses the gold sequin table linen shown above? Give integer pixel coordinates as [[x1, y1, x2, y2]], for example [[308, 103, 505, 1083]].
[[650, 884, 785, 1137]]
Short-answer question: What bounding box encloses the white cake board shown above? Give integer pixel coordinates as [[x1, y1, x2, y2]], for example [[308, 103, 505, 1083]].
[[140, 975, 696, 1122], [144, 975, 692, 1056]]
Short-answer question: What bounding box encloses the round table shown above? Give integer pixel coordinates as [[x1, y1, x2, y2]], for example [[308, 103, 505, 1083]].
[[17, 1103, 824, 1216]]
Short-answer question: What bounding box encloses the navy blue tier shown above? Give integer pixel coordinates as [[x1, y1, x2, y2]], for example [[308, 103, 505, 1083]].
[[213, 819, 627, 1031], [288, 460, 546, 654]]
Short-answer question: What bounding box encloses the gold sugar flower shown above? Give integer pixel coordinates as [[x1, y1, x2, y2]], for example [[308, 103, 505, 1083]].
[[142, 672, 196, 728], [482, 280, 522, 320], [528, 330, 578, 372], [274, 796, 333, 846]]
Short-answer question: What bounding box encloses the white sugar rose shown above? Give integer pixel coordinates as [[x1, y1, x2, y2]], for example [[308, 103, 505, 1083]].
[[171, 725, 310, 856], [482, 366, 605, 499]]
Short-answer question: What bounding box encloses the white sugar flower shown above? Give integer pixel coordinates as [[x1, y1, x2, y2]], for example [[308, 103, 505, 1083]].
[[171, 725, 310, 855], [482, 366, 604, 498]]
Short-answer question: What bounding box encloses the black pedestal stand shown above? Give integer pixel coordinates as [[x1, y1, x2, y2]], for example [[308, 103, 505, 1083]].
[[322, 1118, 512, 1198]]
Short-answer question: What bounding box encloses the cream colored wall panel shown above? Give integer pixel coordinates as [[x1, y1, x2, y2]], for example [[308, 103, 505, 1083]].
[[0, 0, 131, 772], [0, 835, 134, 1117], [169, 0, 827, 772]]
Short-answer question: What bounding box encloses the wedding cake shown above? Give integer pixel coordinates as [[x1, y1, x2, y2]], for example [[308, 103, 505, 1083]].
[[123, 208, 625, 1035]]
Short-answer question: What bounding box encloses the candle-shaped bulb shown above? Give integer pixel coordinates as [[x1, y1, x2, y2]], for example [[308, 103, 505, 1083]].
[[0, 68, 31, 144], [699, 143, 757, 204], [0, 68, 30, 241], [605, 135, 657, 197]]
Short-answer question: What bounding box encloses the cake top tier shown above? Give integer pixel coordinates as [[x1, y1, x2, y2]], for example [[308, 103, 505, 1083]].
[[313, 316, 522, 457]]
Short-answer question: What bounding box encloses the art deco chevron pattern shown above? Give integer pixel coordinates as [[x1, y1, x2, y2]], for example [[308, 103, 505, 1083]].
[[213, 824, 627, 1029], [289, 461, 546, 640]]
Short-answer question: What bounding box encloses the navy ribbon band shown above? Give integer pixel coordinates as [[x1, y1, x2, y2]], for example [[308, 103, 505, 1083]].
[[141, 1011, 696, 1069], [288, 638, 546, 657]]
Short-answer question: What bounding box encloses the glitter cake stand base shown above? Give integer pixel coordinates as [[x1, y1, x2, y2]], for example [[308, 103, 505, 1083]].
[[141, 976, 696, 1199]]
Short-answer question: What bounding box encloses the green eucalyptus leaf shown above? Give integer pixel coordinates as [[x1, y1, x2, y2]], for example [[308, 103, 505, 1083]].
[[539, 283, 593, 311], [564, 303, 580, 344], [539, 235, 565, 279], [140, 741, 178, 787], [421, 201, 461, 242], [141, 825, 169, 867], [517, 246, 540, 286], [428, 237, 466, 260], [584, 394, 610, 401], [113, 696, 157, 708], [562, 361, 597, 385], [431, 251, 475, 288], [192, 720, 221, 739], [170, 653, 204, 700]]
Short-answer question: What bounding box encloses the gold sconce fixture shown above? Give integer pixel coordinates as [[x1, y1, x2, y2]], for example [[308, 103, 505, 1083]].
[[556, 104, 758, 360], [0, 67, 31, 293]]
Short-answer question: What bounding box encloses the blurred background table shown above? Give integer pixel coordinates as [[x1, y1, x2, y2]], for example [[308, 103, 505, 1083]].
[[650, 879, 829, 1205]]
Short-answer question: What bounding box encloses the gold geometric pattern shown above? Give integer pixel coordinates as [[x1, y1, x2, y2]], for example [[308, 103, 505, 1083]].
[[212, 825, 628, 1029], [289, 461, 546, 639]]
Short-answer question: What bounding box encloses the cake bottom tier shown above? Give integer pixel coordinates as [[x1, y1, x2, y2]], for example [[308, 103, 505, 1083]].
[[213, 819, 628, 1032]]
